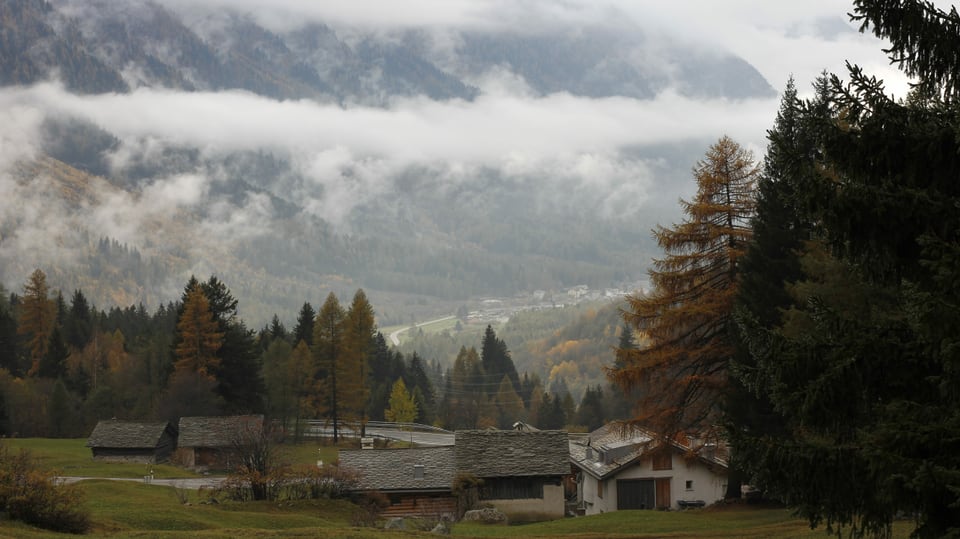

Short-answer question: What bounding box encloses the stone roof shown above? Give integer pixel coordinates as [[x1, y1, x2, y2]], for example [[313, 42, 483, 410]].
[[86, 420, 174, 449], [570, 424, 728, 480], [177, 415, 263, 448], [455, 430, 569, 477], [339, 446, 455, 492], [569, 424, 651, 479]]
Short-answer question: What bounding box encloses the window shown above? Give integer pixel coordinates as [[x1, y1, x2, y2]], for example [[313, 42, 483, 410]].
[[597, 478, 604, 499], [413, 465, 425, 480], [685, 480, 693, 491], [652, 451, 672, 470]]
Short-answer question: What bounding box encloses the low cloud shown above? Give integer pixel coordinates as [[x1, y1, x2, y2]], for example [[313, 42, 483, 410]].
[[0, 76, 779, 295]]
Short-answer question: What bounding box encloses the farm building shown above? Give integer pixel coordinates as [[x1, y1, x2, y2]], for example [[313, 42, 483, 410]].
[[339, 446, 457, 519], [455, 430, 570, 519], [86, 419, 177, 463], [341, 429, 570, 520], [176, 414, 263, 470]]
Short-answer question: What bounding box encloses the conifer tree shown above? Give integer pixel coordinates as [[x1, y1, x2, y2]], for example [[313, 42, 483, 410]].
[[173, 284, 223, 379], [576, 385, 606, 431], [0, 286, 19, 376], [613, 136, 757, 434], [262, 339, 295, 429], [480, 325, 520, 394], [39, 326, 69, 379], [216, 321, 265, 413], [292, 302, 315, 346], [341, 289, 376, 435], [725, 76, 814, 500], [64, 289, 93, 350], [312, 293, 346, 442], [19, 269, 56, 376], [407, 352, 436, 423], [733, 2, 960, 536]]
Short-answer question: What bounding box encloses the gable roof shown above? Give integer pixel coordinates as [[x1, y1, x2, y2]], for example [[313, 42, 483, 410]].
[[86, 420, 175, 449], [177, 415, 263, 448], [455, 430, 569, 477], [570, 424, 728, 480], [340, 446, 455, 492]]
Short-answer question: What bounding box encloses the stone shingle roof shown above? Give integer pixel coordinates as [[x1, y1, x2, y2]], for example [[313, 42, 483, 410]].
[[85, 420, 174, 449], [569, 424, 651, 479], [570, 424, 728, 480], [339, 446, 455, 492], [455, 430, 569, 477], [177, 415, 263, 448]]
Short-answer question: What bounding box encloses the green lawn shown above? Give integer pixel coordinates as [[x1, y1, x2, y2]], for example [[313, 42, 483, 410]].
[[0, 439, 919, 538], [453, 506, 919, 538], [2, 438, 198, 479], [2, 438, 347, 478], [0, 487, 920, 539]]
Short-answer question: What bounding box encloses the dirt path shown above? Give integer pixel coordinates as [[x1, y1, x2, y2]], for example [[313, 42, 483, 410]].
[[60, 476, 225, 489]]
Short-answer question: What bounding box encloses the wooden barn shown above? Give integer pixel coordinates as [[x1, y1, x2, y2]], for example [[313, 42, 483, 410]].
[[340, 446, 457, 519], [176, 415, 264, 471], [86, 420, 178, 463]]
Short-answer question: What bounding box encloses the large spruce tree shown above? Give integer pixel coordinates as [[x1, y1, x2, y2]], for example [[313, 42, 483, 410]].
[[733, 2, 960, 536]]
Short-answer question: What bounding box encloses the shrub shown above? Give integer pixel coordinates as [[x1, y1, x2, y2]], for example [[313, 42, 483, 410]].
[[0, 444, 90, 534], [283, 464, 358, 501], [452, 473, 483, 519], [218, 462, 359, 502], [350, 490, 388, 527]]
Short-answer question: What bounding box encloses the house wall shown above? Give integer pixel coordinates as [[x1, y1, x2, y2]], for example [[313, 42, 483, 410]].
[[579, 452, 726, 515], [486, 483, 565, 520]]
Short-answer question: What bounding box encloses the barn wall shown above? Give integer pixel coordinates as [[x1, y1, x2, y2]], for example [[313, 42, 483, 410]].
[[91, 448, 156, 464]]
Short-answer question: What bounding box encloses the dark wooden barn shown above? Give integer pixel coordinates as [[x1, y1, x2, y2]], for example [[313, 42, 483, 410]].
[[86, 420, 178, 463]]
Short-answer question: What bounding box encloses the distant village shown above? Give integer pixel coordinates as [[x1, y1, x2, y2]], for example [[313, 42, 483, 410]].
[[465, 282, 645, 325]]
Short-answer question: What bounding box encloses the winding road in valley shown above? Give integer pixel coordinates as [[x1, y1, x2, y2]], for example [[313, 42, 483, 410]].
[[387, 315, 456, 346]]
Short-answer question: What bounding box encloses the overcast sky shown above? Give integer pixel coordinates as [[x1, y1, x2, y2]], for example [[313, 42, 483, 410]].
[[158, 0, 932, 98], [1, 0, 949, 298]]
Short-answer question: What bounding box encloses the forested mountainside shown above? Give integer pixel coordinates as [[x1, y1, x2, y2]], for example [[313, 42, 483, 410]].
[[0, 0, 776, 326], [1, 0, 773, 103]]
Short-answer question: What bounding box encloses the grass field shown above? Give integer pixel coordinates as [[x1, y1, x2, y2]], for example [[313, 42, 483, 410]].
[[2, 438, 198, 479], [1, 438, 346, 478], [0, 439, 919, 538]]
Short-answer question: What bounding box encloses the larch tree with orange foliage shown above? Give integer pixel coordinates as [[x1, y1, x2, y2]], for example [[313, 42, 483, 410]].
[[174, 283, 224, 379], [18, 269, 56, 376], [612, 135, 757, 435]]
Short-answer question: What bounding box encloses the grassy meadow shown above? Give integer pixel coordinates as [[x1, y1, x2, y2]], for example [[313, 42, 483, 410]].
[[0, 438, 919, 538]]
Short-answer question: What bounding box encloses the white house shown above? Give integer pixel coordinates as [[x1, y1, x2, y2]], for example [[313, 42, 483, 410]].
[[570, 424, 728, 514]]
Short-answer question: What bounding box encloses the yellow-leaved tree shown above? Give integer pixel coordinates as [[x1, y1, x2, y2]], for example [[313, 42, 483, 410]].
[[385, 378, 418, 425]]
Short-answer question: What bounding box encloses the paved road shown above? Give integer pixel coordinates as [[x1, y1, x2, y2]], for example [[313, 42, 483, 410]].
[[307, 423, 454, 446], [388, 315, 456, 346], [366, 425, 454, 446]]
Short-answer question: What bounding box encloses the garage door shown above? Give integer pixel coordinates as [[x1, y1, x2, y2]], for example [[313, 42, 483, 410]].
[[617, 479, 655, 510]]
